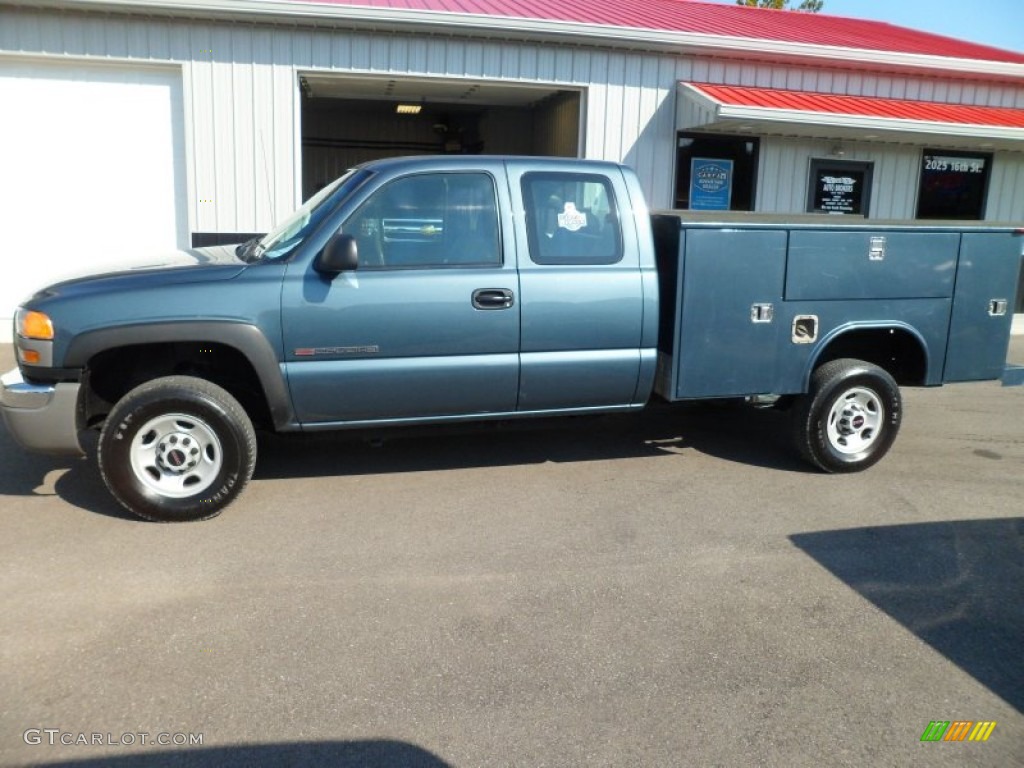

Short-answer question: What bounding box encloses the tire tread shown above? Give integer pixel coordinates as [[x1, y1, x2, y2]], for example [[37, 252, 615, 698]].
[[791, 358, 901, 474], [98, 376, 256, 522]]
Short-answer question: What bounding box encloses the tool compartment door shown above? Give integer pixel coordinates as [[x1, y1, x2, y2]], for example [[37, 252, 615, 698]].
[[944, 232, 1022, 382], [786, 231, 959, 301], [675, 229, 787, 398]]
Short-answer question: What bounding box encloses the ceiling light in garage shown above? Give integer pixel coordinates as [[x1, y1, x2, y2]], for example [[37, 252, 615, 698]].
[[396, 104, 423, 114]]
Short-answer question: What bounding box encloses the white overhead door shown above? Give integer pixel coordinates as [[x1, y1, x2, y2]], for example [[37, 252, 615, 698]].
[[0, 60, 187, 341]]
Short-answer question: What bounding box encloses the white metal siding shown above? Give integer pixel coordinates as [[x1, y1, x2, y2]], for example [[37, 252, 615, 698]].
[[2, 7, 1023, 229], [987, 154, 1024, 221], [755, 138, 1024, 220], [757, 138, 926, 219]]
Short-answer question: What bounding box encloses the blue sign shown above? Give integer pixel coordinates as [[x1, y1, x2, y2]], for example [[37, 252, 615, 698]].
[[690, 158, 734, 211]]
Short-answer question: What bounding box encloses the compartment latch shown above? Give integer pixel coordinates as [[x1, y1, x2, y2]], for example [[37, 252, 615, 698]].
[[869, 236, 886, 261], [988, 299, 1008, 317], [751, 303, 774, 323]]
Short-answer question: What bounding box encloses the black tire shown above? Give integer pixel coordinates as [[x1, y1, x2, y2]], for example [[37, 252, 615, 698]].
[[791, 358, 901, 473], [98, 376, 257, 522]]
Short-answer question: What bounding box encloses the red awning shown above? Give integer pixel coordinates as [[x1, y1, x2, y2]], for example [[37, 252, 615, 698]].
[[679, 83, 1024, 149]]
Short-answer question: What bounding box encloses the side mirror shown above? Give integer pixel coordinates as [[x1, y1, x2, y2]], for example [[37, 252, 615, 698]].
[[315, 233, 359, 275]]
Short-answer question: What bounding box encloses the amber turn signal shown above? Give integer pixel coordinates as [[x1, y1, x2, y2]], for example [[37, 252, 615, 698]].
[[19, 349, 41, 364], [17, 310, 55, 340]]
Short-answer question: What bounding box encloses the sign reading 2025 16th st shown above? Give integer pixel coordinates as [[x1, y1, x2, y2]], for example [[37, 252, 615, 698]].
[[689, 158, 734, 211]]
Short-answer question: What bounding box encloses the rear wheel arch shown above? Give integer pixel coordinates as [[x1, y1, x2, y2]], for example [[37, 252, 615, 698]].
[[806, 324, 930, 388]]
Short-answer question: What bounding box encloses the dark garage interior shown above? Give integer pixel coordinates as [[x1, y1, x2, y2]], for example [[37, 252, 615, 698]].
[[300, 74, 581, 199]]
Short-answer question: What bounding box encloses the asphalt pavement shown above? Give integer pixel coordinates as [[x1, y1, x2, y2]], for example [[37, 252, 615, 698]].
[[1, 341, 1022, 767]]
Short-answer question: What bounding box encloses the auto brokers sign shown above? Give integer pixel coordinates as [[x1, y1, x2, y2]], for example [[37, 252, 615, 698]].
[[809, 160, 872, 215]]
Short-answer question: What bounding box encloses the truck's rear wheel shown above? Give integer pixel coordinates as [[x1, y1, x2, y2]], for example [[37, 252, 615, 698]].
[[792, 358, 901, 473], [98, 376, 256, 522]]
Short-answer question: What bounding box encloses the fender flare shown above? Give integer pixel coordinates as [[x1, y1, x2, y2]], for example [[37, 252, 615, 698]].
[[802, 321, 933, 390], [64, 321, 295, 430]]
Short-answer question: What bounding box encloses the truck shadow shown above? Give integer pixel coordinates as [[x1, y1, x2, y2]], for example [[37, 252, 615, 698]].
[[0, 428, 136, 519], [32, 739, 451, 767], [791, 517, 1024, 713], [0, 402, 810, 519], [251, 401, 810, 481]]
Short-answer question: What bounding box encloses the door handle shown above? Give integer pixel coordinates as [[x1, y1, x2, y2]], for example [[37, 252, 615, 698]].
[[472, 288, 515, 310]]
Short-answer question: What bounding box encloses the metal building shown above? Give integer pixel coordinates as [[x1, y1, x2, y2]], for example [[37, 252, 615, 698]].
[[1, 0, 1023, 338]]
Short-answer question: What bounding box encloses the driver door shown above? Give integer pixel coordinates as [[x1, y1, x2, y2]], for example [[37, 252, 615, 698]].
[[281, 169, 521, 425]]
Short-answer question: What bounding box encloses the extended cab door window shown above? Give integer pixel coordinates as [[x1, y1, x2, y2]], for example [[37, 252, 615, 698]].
[[521, 174, 622, 265], [344, 172, 501, 268]]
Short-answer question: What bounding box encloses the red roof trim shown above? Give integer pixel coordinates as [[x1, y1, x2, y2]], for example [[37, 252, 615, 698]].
[[688, 83, 1024, 129], [289, 0, 1024, 65]]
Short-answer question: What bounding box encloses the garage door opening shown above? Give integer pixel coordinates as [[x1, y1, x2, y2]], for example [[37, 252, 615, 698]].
[[300, 75, 581, 199]]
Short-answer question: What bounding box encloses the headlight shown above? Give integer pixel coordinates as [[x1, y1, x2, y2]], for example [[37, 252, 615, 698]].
[[16, 309, 54, 341]]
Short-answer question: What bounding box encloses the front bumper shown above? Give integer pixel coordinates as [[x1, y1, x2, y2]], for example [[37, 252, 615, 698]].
[[0, 368, 84, 455]]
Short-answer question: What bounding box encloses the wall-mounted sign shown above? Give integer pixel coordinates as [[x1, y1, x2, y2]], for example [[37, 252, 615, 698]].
[[689, 158, 734, 211], [922, 155, 986, 175], [808, 160, 873, 216]]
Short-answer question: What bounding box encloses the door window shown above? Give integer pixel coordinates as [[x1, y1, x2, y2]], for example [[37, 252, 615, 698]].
[[344, 172, 500, 268], [521, 172, 622, 265]]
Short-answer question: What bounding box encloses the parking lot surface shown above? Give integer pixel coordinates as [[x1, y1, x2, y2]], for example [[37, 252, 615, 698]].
[[2, 341, 1022, 767]]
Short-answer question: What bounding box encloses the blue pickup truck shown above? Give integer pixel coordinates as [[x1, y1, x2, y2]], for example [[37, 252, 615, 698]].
[[2, 156, 1021, 521]]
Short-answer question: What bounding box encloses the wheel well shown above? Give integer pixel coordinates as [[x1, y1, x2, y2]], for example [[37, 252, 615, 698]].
[[813, 328, 927, 386], [83, 342, 273, 430]]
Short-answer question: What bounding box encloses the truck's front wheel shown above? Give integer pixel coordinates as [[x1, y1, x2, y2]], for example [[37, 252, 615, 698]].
[[792, 359, 901, 473], [98, 376, 256, 522]]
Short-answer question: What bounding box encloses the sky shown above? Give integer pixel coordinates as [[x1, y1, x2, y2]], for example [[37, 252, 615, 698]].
[[702, 0, 1024, 55]]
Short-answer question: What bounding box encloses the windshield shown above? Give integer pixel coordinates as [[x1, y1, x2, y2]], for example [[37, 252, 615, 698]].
[[253, 169, 368, 261]]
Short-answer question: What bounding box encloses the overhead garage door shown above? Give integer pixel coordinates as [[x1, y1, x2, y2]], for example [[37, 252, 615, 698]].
[[0, 60, 187, 341]]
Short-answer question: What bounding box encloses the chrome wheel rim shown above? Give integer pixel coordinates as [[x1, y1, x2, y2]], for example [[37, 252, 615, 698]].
[[129, 413, 223, 498], [826, 386, 884, 455]]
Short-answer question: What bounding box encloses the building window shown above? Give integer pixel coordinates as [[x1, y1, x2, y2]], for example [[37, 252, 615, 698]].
[[807, 159, 874, 216], [675, 134, 759, 210], [916, 150, 992, 220]]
